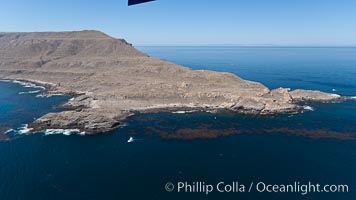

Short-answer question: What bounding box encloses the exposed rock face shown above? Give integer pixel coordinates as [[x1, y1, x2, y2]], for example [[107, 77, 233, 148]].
[[290, 89, 341, 102], [0, 31, 342, 133]]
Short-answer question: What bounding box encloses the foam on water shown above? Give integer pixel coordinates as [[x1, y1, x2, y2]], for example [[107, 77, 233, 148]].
[[36, 93, 64, 98], [4, 129, 14, 134], [19, 90, 42, 95], [12, 80, 46, 90], [127, 137, 135, 143], [17, 124, 33, 134], [303, 106, 315, 111], [44, 129, 86, 136], [172, 111, 187, 114], [172, 110, 198, 114], [1, 79, 47, 96]]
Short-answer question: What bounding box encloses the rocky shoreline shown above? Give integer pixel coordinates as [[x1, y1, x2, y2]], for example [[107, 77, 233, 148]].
[[0, 31, 344, 134], [1, 78, 343, 135]]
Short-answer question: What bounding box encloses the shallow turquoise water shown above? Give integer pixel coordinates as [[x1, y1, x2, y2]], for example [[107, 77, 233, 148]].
[[1, 47, 356, 200]]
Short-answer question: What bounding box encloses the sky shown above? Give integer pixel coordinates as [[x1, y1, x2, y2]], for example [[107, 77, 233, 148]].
[[0, 0, 356, 46]]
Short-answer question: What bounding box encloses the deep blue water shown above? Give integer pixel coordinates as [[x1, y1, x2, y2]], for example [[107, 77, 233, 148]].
[[1, 47, 356, 200], [139, 46, 356, 96]]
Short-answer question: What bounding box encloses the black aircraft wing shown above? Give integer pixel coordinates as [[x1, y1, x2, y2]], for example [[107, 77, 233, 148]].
[[128, 0, 155, 6]]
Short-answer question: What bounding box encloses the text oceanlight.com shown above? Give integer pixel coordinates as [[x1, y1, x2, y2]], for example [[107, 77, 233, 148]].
[[164, 181, 349, 195]]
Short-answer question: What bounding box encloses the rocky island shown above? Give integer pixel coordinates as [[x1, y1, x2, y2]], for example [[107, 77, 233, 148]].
[[0, 31, 342, 134]]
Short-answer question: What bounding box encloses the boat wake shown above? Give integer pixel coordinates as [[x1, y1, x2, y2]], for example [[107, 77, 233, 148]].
[[126, 136, 144, 143], [127, 136, 135, 143]]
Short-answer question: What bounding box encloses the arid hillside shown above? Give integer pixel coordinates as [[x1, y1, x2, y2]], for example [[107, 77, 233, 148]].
[[0, 31, 341, 133]]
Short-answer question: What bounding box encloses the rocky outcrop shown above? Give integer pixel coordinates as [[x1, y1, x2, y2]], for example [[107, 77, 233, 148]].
[[0, 31, 342, 133], [290, 89, 341, 102]]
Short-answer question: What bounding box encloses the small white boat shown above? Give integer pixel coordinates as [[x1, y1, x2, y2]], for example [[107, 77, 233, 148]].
[[127, 137, 135, 143]]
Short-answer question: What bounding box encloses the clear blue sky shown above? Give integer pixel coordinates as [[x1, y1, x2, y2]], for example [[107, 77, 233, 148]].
[[1, 0, 356, 46]]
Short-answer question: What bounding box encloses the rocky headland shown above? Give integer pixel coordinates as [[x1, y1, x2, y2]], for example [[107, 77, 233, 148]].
[[0, 31, 342, 134]]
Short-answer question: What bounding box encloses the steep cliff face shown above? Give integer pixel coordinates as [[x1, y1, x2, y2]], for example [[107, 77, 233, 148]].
[[0, 31, 341, 133]]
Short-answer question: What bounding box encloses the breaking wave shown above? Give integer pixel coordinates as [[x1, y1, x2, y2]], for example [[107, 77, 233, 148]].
[[19, 90, 42, 95], [11, 80, 46, 90], [1, 79, 47, 95], [17, 124, 33, 134], [44, 129, 86, 136], [172, 110, 198, 114], [303, 106, 315, 111], [4, 129, 14, 134], [36, 93, 64, 98]]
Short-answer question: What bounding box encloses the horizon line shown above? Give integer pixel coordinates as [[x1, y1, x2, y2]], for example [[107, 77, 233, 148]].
[[135, 44, 356, 48]]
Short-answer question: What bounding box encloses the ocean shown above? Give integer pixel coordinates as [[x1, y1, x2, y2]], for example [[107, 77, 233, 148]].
[[0, 47, 356, 200]]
